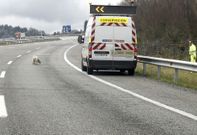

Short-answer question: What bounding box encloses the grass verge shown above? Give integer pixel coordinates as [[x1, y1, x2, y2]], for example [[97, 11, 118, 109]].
[[136, 63, 197, 90]]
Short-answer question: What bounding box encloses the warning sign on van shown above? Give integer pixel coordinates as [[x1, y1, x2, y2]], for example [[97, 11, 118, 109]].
[[90, 5, 137, 15], [99, 18, 128, 24]]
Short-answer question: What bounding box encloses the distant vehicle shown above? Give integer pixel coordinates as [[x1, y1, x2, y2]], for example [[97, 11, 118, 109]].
[[78, 5, 138, 75], [20, 33, 26, 39], [15, 32, 25, 39]]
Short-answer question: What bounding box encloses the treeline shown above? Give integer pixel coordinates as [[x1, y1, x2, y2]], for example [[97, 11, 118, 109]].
[[0, 25, 46, 39], [121, 0, 197, 60]]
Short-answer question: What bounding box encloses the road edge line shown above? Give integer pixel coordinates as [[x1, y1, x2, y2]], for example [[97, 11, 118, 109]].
[[64, 44, 197, 121], [0, 95, 8, 118]]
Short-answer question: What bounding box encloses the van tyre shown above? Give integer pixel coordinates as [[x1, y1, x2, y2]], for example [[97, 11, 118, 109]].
[[87, 66, 93, 74], [128, 69, 135, 76], [81, 59, 87, 71]]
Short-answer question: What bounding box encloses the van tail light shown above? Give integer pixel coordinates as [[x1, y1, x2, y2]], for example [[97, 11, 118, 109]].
[[89, 53, 92, 58], [88, 44, 93, 58], [133, 44, 138, 61], [132, 44, 138, 53], [134, 46, 138, 53]]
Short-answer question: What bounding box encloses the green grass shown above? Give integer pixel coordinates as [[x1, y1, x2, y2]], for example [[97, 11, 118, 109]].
[[0, 41, 11, 45], [136, 63, 197, 90]]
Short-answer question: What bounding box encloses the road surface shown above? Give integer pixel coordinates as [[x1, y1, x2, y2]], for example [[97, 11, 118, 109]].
[[0, 37, 196, 134]]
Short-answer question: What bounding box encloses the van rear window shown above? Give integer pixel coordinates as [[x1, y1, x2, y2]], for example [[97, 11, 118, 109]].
[[94, 25, 132, 43]]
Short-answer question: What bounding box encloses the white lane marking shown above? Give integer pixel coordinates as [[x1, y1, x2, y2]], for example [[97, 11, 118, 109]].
[[26, 50, 31, 53], [64, 45, 197, 121], [17, 55, 22, 58], [0, 95, 8, 118], [0, 71, 6, 78], [36, 47, 40, 50], [7, 61, 13, 65]]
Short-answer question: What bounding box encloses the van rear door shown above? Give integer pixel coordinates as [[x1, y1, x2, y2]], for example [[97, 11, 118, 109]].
[[92, 17, 114, 61], [92, 16, 135, 61], [113, 20, 135, 61]]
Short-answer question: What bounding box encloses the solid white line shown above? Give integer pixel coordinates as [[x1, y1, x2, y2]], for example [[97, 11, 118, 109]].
[[17, 55, 22, 58], [7, 61, 13, 65], [0, 71, 6, 78], [0, 95, 8, 118], [64, 45, 197, 121]]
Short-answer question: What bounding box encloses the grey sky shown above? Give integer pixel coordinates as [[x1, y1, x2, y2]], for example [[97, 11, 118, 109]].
[[0, 0, 122, 33]]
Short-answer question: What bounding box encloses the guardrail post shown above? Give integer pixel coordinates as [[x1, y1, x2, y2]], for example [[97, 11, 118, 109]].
[[174, 68, 179, 83], [157, 65, 161, 79], [143, 63, 146, 76]]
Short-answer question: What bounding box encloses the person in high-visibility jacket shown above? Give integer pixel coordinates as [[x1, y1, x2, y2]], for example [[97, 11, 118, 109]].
[[189, 40, 196, 62]]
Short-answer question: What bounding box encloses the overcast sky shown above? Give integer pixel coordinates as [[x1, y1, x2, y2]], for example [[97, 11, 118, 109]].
[[0, 0, 122, 33]]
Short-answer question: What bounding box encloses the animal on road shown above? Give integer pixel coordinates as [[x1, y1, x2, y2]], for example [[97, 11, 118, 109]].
[[32, 55, 41, 65]]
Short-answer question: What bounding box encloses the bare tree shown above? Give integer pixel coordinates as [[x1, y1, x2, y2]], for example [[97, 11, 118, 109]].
[[120, 0, 197, 60]]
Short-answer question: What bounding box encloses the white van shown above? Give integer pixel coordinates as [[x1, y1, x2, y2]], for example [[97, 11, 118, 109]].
[[79, 5, 138, 75]]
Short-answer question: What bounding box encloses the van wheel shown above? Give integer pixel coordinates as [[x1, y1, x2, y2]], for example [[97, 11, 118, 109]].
[[81, 59, 87, 71], [128, 69, 135, 76], [87, 66, 93, 75]]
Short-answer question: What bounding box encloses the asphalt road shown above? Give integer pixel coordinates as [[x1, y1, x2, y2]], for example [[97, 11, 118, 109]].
[[0, 37, 196, 135]]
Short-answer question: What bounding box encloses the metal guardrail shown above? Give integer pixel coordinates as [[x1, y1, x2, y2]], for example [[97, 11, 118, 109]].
[[0, 36, 60, 45], [138, 55, 197, 82]]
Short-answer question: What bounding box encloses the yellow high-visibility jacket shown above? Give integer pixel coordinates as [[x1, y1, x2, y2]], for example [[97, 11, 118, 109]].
[[189, 43, 196, 56]]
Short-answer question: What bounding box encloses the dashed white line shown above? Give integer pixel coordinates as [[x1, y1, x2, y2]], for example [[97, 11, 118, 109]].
[[36, 47, 41, 50], [64, 45, 197, 121], [0, 71, 6, 78], [26, 50, 31, 53], [7, 61, 13, 65], [0, 95, 8, 118], [17, 55, 22, 58]]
